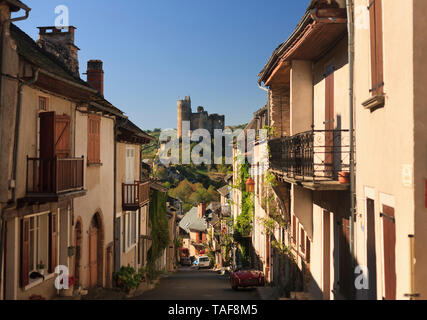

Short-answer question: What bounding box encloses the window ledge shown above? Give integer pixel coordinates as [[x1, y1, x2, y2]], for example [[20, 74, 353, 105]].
[[87, 162, 103, 167], [24, 273, 55, 291], [125, 243, 137, 254], [362, 94, 385, 110]]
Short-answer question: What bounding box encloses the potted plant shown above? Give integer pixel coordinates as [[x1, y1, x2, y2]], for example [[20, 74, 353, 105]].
[[37, 261, 46, 275], [113, 266, 144, 296], [59, 276, 76, 297], [338, 171, 350, 184]]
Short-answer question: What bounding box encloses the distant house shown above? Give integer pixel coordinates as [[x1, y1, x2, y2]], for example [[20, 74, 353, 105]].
[[179, 204, 208, 257]]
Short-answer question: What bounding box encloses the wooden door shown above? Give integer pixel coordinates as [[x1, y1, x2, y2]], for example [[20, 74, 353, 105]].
[[323, 211, 331, 300], [89, 226, 98, 287], [382, 205, 396, 300], [39, 112, 70, 159], [367, 199, 378, 299], [74, 221, 82, 285], [339, 217, 351, 298], [325, 67, 335, 176]]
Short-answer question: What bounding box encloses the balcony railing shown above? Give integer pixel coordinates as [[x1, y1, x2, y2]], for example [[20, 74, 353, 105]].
[[26, 156, 85, 195], [269, 130, 351, 182], [122, 180, 150, 211]]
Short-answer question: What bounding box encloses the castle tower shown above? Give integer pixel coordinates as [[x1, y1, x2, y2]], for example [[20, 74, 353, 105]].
[[177, 96, 191, 139]]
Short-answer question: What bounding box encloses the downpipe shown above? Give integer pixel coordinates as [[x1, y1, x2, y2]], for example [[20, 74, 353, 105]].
[[346, 0, 356, 299]]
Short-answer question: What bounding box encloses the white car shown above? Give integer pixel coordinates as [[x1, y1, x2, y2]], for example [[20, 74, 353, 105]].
[[197, 256, 211, 269]]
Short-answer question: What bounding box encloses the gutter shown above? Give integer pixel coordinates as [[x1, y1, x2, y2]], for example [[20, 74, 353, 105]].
[[346, 0, 356, 299]]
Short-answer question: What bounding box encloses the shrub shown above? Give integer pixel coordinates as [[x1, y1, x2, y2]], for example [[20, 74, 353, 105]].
[[113, 266, 144, 292]]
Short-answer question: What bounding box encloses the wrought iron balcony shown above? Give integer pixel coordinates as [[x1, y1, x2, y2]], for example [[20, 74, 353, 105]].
[[122, 180, 150, 211], [25, 156, 85, 200], [269, 130, 351, 190]]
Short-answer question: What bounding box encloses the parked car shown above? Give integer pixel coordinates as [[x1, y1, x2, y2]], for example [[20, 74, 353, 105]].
[[230, 267, 265, 290], [197, 256, 211, 269], [180, 257, 191, 266]]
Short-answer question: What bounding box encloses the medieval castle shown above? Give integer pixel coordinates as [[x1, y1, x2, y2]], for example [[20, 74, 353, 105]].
[[177, 96, 225, 139]]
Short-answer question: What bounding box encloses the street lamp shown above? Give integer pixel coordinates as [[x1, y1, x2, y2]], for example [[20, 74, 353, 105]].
[[245, 177, 255, 193]]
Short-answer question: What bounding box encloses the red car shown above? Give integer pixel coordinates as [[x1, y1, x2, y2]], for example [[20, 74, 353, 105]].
[[230, 267, 265, 290]]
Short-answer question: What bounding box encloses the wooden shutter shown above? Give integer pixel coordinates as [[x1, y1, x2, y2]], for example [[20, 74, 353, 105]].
[[40, 112, 71, 159], [49, 212, 58, 274], [369, 0, 384, 96], [20, 218, 30, 287], [54, 115, 71, 159], [88, 115, 101, 164], [382, 205, 396, 300]]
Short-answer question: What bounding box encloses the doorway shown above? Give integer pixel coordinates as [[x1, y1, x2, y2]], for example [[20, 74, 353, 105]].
[[324, 65, 335, 178], [88, 214, 103, 288], [74, 219, 82, 287]]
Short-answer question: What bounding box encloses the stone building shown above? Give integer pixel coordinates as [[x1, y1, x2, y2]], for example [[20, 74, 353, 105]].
[[177, 96, 225, 139]]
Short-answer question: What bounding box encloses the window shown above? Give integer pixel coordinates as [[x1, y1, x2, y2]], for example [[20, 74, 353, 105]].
[[369, 0, 384, 96], [123, 211, 137, 252], [39, 96, 48, 111], [87, 114, 101, 164], [21, 213, 55, 287]]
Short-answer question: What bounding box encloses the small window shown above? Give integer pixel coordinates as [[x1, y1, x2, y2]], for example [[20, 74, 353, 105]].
[[39, 97, 48, 111]]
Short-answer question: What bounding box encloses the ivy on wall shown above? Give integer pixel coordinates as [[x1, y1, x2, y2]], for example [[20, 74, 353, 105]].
[[147, 190, 170, 273]]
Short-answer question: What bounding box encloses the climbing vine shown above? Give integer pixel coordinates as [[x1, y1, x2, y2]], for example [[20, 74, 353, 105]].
[[147, 190, 170, 274]]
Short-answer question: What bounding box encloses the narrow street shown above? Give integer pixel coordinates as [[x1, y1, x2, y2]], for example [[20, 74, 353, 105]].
[[133, 268, 260, 300]]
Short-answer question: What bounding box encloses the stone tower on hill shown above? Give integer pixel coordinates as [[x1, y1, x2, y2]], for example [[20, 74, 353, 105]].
[[177, 96, 225, 139]]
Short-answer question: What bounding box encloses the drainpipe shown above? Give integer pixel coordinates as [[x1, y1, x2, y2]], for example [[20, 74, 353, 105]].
[[258, 84, 270, 127], [346, 0, 356, 299]]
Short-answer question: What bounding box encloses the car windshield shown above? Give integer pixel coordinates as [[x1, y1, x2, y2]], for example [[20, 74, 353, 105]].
[[199, 258, 209, 262]]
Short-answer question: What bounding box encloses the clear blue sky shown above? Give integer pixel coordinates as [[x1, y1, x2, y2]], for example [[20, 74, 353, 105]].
[[16, 0, 308, 130]]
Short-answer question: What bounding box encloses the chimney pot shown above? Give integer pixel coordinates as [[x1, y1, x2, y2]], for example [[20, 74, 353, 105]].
[[36, 26, 79, 76]]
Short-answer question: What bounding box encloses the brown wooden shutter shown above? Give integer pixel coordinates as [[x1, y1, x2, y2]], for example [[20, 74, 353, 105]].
[[369, 0, 384, 96], [20, 218, 30, 287], [54, 115, 71, 159], [88, 115, 101, 164], [49, 212, 58, 274], [382, 205, 396, 300], [306, 236, 311, 264]]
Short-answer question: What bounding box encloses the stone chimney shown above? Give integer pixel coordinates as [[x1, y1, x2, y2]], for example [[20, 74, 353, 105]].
[[86, 60, 104, 95], [37, 26, 80, 77], [198, 203, 206, 219]]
